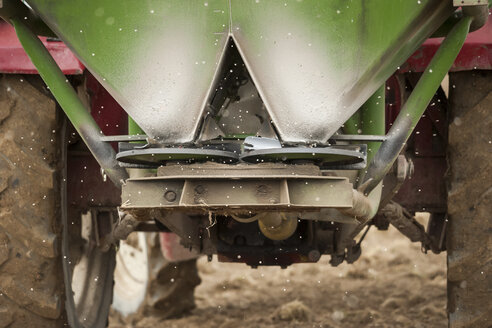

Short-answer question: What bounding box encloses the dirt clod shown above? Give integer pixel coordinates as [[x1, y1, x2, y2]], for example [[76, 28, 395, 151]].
[[272, 300, 312, 322]]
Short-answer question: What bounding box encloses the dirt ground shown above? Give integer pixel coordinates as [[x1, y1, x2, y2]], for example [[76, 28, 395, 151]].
[[109, 217, 447, 328]]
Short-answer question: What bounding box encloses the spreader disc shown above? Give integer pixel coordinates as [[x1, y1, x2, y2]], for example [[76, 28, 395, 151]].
[[116, 148, 239, 165], [240, 147, 364, 166]]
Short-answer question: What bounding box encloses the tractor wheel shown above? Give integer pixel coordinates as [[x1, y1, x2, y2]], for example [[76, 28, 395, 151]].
[[112, 232, 200, 322], [0, 75, 116, 328], [447, 70, 492, 327]]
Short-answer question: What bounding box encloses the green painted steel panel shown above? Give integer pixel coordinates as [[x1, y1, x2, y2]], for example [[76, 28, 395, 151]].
[[27, 0, 230, 143], [230, 0, 453, 142], [25, 0, 454, 143]]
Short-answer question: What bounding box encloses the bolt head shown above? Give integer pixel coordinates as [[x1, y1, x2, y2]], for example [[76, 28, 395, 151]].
[[164, 190, 177, 202]]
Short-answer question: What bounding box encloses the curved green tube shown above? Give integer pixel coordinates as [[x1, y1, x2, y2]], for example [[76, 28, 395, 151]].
[[11, 17, 128, 187], [363, 16, 473, 194]]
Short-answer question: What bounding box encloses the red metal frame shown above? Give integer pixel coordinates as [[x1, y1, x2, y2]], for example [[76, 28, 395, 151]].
[[1, 14, 491, 75], [0, 21, 83, 74], [66, 72, 128, 213], [385, 73, 448, 214], [401, 10, 492, 73], [85, 73, 128, 137]]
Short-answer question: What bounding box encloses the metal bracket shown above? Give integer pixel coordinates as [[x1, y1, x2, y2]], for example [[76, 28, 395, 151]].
[[331, 134, 388, 142], [90, 207, 118, 252], [379, 155, 413, 207], [100, 134, 148, 142], [453, 0, 487, 6]]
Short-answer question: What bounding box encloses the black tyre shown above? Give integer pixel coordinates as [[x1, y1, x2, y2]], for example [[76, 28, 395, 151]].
[[447, 70, 492, 328], [0, 75, 116, 328]]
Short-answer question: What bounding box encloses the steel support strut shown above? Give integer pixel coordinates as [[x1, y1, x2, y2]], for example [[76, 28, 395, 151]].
[[11, 18, 128, 187], [343, 84, 386, 167], [360, 85, 386, 166], [362, 16, 473, 194]]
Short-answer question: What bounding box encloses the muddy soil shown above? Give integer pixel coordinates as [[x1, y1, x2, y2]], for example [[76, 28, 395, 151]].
[[109, 219, 447, 328]]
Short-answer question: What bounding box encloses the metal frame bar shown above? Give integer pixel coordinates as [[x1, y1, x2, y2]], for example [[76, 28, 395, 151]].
[[362, 16, 473, 194], [102, 133, 388, 143], [100, 135, 148, 142], [342, 84, 385, 185], [331, 135, 388, 142], [121, 175, 354, 213], [359, 85, 386, 165]]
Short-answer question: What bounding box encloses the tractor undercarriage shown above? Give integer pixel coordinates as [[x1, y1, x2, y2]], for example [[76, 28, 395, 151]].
[[122, 163, 359, 267], [0, 1, 491, 326]]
